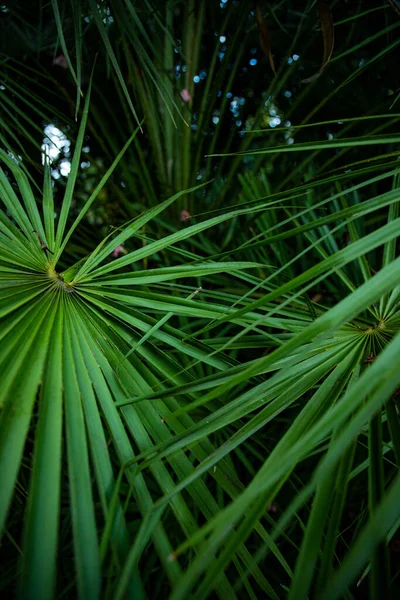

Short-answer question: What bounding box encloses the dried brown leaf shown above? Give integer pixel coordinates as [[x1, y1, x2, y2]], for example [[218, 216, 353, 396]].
[[255, 2, 276, 75], [301, 1, 334, 84]]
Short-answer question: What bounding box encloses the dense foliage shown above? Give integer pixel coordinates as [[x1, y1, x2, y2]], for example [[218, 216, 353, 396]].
[[1, 1, 400, 598]]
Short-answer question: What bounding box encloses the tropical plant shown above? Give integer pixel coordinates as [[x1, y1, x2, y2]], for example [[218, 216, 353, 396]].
[[2, 1, 400, 599]]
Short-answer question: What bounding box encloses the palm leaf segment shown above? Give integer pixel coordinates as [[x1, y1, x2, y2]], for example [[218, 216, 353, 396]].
[[0, 99, 276, 598], [2, 102, 400, 598]]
